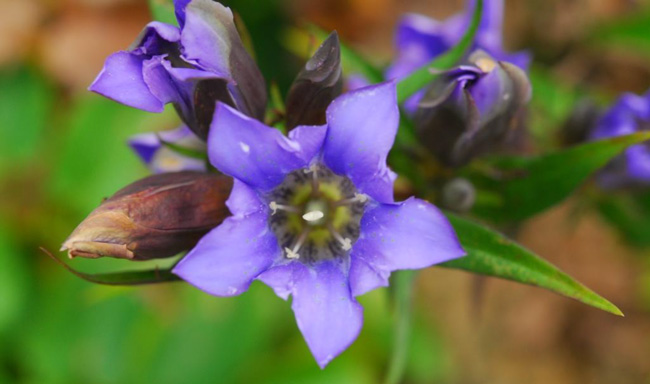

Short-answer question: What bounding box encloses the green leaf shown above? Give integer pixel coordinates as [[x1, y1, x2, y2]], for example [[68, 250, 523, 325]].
[[468, 131, 650, 223], [396, 0, 483, 103], [158, 135, 208, 160], [148, 0, 178, 26], [440, 214, 623, 316], [42, 247, 181, 286]]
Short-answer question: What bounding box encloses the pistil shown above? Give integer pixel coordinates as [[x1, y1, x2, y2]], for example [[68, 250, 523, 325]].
[[302, 200, 328, 226]]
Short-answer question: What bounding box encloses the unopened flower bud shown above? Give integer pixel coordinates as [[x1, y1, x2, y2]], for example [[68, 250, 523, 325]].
[[61, 171, 233, 260], [415, 50, 532, 167], [440, 178, 476, 213], [560, 99, 601, 146], [285, 31, 343, 130]]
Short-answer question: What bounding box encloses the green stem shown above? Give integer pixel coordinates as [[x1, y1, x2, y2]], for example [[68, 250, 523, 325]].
[[384, 270, 416, 384]]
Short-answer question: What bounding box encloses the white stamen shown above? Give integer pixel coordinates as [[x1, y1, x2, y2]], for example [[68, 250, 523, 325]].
[[304, 163, 320, 192], [340, 238, 352, 251], [302, 210, 324, 222], [285, 229, 310, 260], [328, 224, 353, 251], [304, 164, 319, 174], [269, 201, 299, 215], [354, 193, 369, 203], [285, 247, 300, 259], [335, 193, 369, 206]]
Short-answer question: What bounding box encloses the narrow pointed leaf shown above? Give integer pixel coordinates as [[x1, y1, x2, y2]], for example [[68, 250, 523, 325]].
[[440, 215, 623, 316], [42, 248, 181, 285], [468, 131, 650, 222], [396, 0, 483, 103]]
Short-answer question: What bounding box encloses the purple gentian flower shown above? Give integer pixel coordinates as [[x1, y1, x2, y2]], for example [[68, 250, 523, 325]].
[[414, 50, 531, 166], [172, 82, 465, 368], [387, 0, 530, 81], [129, 126, 207, 173], [89, 0, 266, 140], [590, 90, 650, 189]]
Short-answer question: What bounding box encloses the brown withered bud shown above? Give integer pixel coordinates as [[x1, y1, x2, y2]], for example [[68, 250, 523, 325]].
[[61, 172, 233, 261], [285, 31, 343, 130]]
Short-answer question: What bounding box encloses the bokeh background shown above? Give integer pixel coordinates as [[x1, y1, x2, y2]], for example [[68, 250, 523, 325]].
[[1, 0, 650, 383]]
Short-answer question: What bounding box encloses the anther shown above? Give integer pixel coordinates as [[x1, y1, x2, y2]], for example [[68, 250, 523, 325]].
[[285, 247, 300, 259], [327, 223, 353, 251], [303, 163, 320, 174], [284, 228, 310, 260], [335, 193, 369, 207], [269, 201, 299, 215]]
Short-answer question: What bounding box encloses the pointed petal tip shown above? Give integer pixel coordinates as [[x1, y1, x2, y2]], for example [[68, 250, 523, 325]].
[[316, 356, 334, 369], [323, 30, 340, 45]]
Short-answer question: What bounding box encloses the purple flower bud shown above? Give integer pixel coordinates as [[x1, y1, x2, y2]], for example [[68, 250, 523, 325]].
[[414, 50, 532, 166], [61, 172, 233, 260], [89, 0, 266, 140], [440, 177, 476, 213], [285, 32, 343, 130], [589, 90, 650, 189]]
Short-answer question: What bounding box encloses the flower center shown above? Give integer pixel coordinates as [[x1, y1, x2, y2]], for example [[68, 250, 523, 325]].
[[266, 164, 367, 263]]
